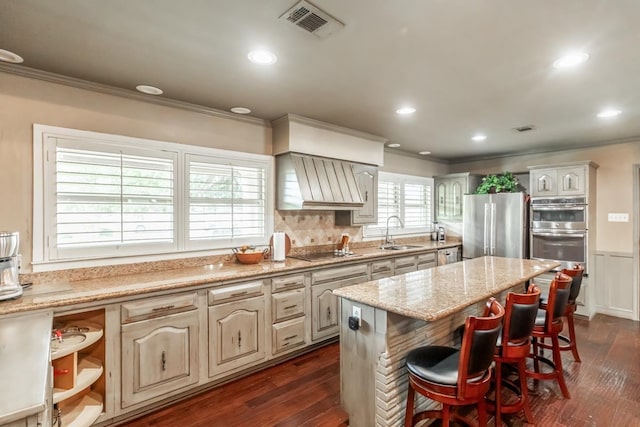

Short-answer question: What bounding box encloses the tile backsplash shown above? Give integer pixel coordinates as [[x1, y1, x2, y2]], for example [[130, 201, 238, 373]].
[[274, 210, 362, 249]]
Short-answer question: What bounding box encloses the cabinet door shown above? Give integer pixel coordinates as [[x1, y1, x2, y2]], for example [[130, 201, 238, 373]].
[[121, 311, 199, 408], [557, 166, 585, 195], [450, 177, 465, 218], [351, 165, 378, 225], [208, 296, 265, 377], [435, 180, 448, 220], [530, 169, 557, 196], [311, 283, 340, 341]]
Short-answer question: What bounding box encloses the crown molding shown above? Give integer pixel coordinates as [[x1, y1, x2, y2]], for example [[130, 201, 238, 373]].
[[0, 63, 270, 128]]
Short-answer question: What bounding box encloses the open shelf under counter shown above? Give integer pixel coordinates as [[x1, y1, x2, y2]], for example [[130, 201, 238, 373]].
[[51, 321, 103, 360], [53, 356, 104, 404], [59, 391, 103, 427]]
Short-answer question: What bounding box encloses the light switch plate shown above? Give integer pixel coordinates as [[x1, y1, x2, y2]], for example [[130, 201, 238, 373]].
[[608, 213, 629, 222]]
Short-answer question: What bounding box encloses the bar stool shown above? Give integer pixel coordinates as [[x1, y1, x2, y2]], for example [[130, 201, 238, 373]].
[[487, 286, 540, 426], [527, 272, 573, 399], [542, 264, 584, 362], [404, 298, 505, 427], [560, 264, 585, 362]]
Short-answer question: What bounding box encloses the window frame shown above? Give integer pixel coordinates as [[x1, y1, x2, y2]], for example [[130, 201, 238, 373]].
[[33, 124, 274, 272], [363, 171, 434, 239]]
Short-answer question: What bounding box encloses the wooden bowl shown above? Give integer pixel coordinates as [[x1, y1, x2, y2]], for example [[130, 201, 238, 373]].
[[233, 247, 269, 264]]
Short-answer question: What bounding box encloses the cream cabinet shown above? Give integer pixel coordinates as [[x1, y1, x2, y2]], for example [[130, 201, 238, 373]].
[[335, 164, 378, 225], [529, 163, 596, 197], [434, 173, 482, 221], [121, 306, 199, 408], [394, 255, 418, 275], [51, 309, 106, 427], [271, 273, 307, 356], [208, 281, 266, 377], [417, 251, 437, 270], [370, 259, 394, 280], [311, 283, 340, 341], [310, 263, 368, 341]]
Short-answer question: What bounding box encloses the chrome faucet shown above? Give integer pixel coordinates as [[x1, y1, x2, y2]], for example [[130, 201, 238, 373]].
[[384, 215, 404, 246]]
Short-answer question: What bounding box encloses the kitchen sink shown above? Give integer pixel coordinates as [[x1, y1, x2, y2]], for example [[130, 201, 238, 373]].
[[381, 244, 424, 250]]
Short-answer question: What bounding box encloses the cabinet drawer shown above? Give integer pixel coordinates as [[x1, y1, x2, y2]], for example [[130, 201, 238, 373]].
[[311, 264, 368, 285], [371, 260, 393, 274], [417, 252, 437, 270], [371, 259, 394, 280], [417, 252, 436, 264], [272, 288, 305, 323], [271, 273, 306, 292], [121, 292, 198, 323], [272, 317, 306, 355], [395, 256, 417, 269], [208, 280, 264, 305]]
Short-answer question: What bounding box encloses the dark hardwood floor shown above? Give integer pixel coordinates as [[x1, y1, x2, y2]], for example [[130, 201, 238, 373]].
[[123, 314, 640, 426]]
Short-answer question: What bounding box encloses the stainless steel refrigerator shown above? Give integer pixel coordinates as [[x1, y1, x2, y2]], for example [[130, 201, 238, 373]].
[[462, 192, 528, 260]]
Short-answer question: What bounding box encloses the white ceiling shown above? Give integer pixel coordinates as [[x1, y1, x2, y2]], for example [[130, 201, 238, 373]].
[[2, 0, 639, 162]]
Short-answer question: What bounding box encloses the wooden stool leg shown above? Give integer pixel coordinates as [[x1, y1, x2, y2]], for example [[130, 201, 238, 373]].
[[552, 335, 571, 399], [567, 313, 581, 362], [442, 403, 451, 427], [404, 383, 415, 427], [494, 360, 503, 427], [477, 396, 488, 427], [518, 359, 535, 424]]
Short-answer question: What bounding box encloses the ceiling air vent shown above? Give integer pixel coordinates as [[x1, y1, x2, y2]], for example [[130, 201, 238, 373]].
[[513, 125, 536, 133], [280, 1, 345, 38]]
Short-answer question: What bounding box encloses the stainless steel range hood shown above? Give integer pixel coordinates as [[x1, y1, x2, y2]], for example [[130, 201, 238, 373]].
[[276, 153, 364, 210]]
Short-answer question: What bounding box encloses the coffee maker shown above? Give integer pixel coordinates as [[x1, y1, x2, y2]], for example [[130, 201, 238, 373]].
[[0, 231, 22, 301]]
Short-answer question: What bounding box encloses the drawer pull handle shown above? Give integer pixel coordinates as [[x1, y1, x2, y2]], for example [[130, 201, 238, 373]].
[[326, 307, 331, 321], [152, 305, 176, 312], [284, 304, 297, 310], [161, 350, 166, 371], [284, 334, 298, 341], [238, 330, 242, 348], [231, 291, 249, 297]]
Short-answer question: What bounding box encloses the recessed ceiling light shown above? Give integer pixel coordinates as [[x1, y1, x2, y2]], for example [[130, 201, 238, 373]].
[[396, 107, 416, 115], [230, 107, 251, 114], [553, 52, 589, 69], [0, 48, 24, 64], [387, 143, 401, 148], [136, 85, 163, 95], [471, 134, 487, 142], [418, 151, 431, 155], [597, 108, 622, 118], [248, 50, 277, 65]]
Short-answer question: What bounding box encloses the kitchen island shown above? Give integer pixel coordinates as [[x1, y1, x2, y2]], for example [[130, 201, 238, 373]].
[[333, 256, 559, 427]]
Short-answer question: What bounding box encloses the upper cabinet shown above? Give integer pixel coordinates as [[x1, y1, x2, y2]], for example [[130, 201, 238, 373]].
[[335, 163, 378, 225], [434, 173, 482, 221], [529, 162, 598, 198]]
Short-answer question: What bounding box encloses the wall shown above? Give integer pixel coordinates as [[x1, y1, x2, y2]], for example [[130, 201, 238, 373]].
[[449, 142, 640, 254], [381, 151, 449, 177], [0, 72, 271, 271]]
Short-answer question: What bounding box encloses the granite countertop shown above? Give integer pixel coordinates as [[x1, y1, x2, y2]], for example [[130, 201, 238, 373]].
[[333, 256, 560, 322], [0, 241, 460, 316]]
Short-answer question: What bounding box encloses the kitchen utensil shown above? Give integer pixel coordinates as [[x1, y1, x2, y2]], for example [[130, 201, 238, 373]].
[[0, 231, 19, 258], [233, 247, 269, 264]]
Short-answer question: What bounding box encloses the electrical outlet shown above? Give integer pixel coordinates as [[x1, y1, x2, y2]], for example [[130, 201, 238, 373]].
[[608, 213, 629, 222], [352, 306, 361, 327]]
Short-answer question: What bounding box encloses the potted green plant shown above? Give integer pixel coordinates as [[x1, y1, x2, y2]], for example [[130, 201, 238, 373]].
[[474, 172, 522, 194]]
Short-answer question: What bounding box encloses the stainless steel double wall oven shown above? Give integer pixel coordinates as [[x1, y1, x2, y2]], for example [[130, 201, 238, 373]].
[[530, 196, 588, 272]]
